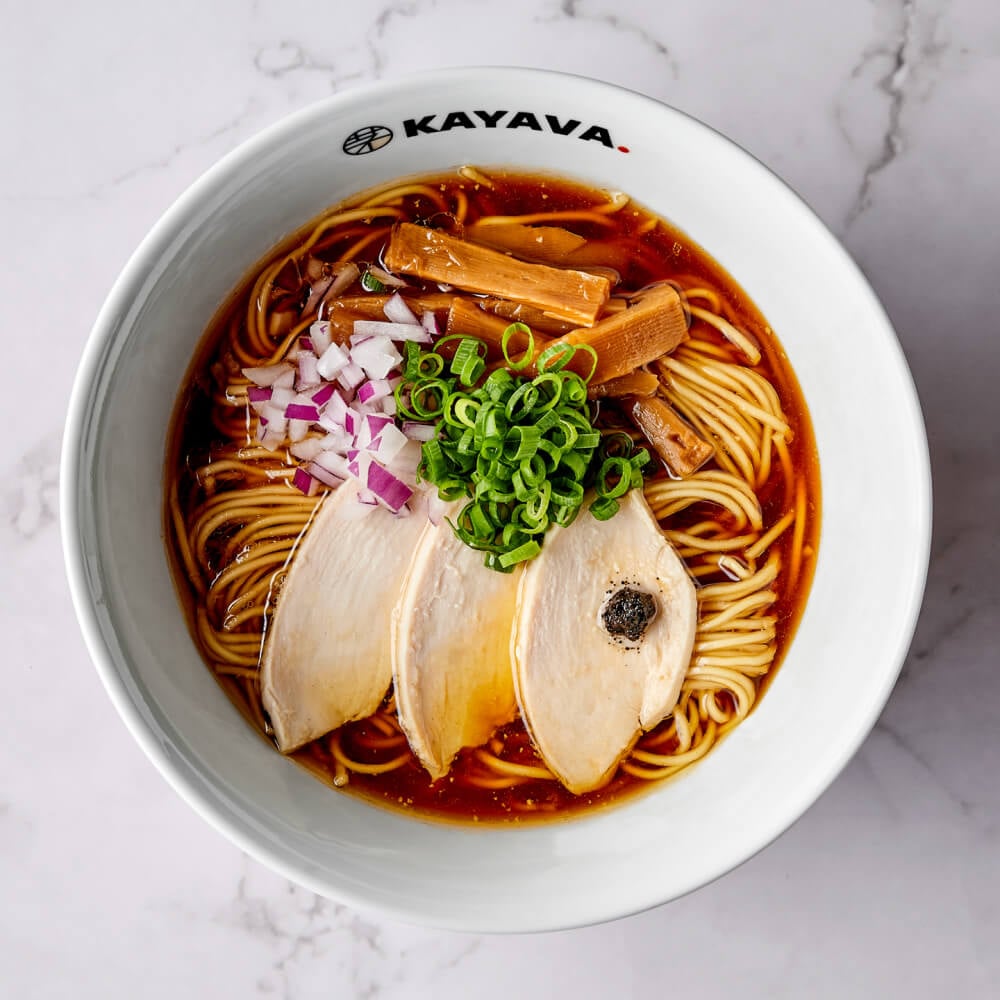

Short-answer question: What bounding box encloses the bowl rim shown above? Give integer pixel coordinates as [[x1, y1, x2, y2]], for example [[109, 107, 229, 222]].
[[60, 66, 932, 932]]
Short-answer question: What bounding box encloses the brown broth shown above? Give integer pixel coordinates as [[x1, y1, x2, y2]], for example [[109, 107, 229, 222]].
[[166, 168, 821, 824]]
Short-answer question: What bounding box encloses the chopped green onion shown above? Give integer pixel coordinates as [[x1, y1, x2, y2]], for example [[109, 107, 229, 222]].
[[557, 449, 588, 481], [552, 504, 580, 527], [568, 343, 599, 383], [550, 477, 584, 507], [483, 368, 514, 400], [420, 439, 446, 479], [360, 270, 385, 293], [444, 393, 480, 429], [505, 382, 539, 421], [503, 425, 542, 462], [596, 457, 633, 500], [499, 540, 541, 567], [520, 454, 547, 489], [450, 337, 487, 386], [560, 372, 590, 405], [501, 323, 535, 370], [399, 326, 648, 570], [534, 408, 561, 435], [536, 341, 577, 373], [599, 431, 635, 460], [589, 496, 620, 521]]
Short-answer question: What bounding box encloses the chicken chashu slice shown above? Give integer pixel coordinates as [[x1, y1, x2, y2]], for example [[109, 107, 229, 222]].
[[392, 508, 520, 780], [512, 490, 697, 794], [260, 481, 427, 752]]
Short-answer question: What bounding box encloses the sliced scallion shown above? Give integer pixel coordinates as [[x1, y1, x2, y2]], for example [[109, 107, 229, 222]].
[[399, 325, 650, 569]]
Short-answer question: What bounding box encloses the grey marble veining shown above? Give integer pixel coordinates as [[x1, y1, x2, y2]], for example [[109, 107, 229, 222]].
[[2, 0, 998, 997]]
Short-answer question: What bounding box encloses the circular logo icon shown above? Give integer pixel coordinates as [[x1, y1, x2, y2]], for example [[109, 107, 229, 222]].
[[342, 125, 394, 156]]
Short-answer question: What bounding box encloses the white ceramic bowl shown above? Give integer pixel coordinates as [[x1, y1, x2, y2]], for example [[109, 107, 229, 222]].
[[61, 68, 930, 932]]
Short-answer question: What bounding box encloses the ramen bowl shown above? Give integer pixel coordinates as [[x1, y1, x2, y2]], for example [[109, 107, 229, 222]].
[[61, 68, 930, 932]]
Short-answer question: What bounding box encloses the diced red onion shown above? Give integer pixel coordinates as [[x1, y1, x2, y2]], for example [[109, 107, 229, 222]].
[[383, 292, 420, 326], [313, 450, 350, 480], [307, 460, 346, 488], [369, 423, 408, 464], [401, 421, 435, 442], [288, 418, 311, 443], [366, 461, 413, 513], [285, 403, 320, 422], [353, 414, 373, 450], [260, 424, 286, 451], [366, 413, 394, 437], [292, 467, 318, 496], [351, 399, 377, 417], [297, 352, 320, 388], [245, 294, 441, 518], [290, 438, 325, 461], [242, 363, 294, 387], [337, 362, 366, 391], [270, 387, 295, 411], [324, 391, 349, 425], [348, 450, 372, 482], [320, 427, 353, 452], [311, 383, 336, 408], [421, 310, 440, 337], [351, 336, 402, 380], [357, 379, 392, 405], [247, 386, 273, 403], [353, 320, 430, 344], [259, 401, 287, 427], [317, 341, 350, 380], [310, 321, 332, 357]]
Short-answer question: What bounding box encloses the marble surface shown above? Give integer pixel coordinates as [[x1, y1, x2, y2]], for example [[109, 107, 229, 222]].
[[3, 0, 998, 996]]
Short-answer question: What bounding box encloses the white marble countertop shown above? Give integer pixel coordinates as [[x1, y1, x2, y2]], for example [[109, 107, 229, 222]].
[[3, 0, 998, 996]]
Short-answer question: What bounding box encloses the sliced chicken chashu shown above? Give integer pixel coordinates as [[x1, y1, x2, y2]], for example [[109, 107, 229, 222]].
[[260, 482, 427, 752], [512, 490, 697, 794], [392, 510, 520, 780]]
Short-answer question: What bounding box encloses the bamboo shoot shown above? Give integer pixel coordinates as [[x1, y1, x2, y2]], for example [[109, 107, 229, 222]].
[[626, 395, 714, 476], [542, 284, 688, 383], [384, 223, 611, 326], [588, 371, 659, 399]]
